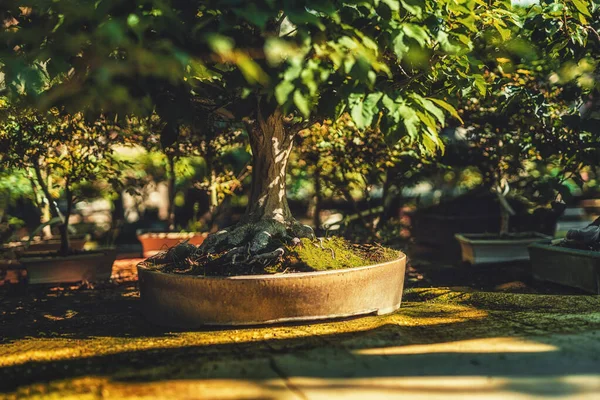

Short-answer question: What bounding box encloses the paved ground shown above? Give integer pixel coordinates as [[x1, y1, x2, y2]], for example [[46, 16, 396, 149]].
[[1, 259, 600, 399]]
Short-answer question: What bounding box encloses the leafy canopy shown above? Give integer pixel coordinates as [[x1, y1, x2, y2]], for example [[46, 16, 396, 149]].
[[1, 0, 519, 154]]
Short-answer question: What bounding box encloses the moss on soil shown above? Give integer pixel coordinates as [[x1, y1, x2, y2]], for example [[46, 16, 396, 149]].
[[281, 237, 399, 272], [147, 237, 400, 277]]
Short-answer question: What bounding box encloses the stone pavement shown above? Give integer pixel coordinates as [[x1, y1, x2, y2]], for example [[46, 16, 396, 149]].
[[2, 279, 600, 400]]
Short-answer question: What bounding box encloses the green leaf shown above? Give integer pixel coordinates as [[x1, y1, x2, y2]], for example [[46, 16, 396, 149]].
[[393, 32, 409, 60], [275, 81, 295, 105], [413, 94, 445, 126], [493, 21, 511, 41], [349, 92, 382, 129], [402, 24, 429, 47], [428, 98, 464, 124], [401, 0, 424, 17], [382, 0, 400, 11], [473, 75, 487, 97], [293, 90, 310, 117], [398, 104, 419, 139], [572, 0, 592, 17]]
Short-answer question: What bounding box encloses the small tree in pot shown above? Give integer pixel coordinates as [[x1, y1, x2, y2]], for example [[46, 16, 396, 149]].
[[451, 0, 600, 264], [0, 101, 125, 283]]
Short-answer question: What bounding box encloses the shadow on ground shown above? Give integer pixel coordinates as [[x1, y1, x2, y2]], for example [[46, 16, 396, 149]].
[[2, 259, 600, 399]]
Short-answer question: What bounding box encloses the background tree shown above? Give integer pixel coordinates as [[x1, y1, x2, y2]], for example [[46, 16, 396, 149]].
[[0, 103, 122, 254]]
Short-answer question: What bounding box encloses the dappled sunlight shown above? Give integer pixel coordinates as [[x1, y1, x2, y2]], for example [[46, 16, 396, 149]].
[[398, 303, 488, 326], [354, 336, 559, 356], [281, 375, 600, 399]]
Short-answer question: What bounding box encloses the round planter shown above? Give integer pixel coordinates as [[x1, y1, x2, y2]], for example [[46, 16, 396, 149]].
[[137, 232, 208, 257], [455, 232, 551, 265], [137, 253, 407, 328], [529, 242, 600, 294], [20, 248, 117, 285]]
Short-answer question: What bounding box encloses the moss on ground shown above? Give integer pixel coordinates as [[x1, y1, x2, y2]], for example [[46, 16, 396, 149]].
[[4, 264, 600, 399]]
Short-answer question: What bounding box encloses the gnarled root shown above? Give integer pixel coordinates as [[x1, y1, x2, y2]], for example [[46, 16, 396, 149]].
[[148, 219, 314, 273], [200, 219, 313, 255]]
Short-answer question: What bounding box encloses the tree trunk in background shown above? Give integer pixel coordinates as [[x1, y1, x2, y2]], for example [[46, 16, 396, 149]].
[[167, 154, 176, 230], [33, 164, 71, 254], [242, 106, 295, 225], [313, 163, 322, 232], [500, 209, 510, 235], [58, 185, 72, 255]]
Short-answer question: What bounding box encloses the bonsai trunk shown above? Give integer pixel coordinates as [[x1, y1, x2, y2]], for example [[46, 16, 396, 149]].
[[199, 106, 313, 255], [166, 154, 176, 231], [313, 162, 322, 233], [243, 107, 294, 225], [33, 164, 70, 254]]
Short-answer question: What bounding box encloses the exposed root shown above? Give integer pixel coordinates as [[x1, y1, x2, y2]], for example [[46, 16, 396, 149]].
[[199, 219, 314, 256], [144, 224, 398, 277]]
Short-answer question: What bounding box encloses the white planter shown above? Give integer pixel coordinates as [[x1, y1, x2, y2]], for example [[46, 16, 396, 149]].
[[455, 233, 551, 265], [20, 248, 117, 285]]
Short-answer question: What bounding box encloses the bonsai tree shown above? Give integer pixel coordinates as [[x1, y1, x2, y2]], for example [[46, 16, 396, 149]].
[[0, 0, 523, 265], [0, 102, 122, 255]]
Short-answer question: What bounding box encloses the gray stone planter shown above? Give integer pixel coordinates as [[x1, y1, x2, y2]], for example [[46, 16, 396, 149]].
[[137, 253, 406, 328], [455, 233, 551, 265], [529, 242, 600, 294], [20, 248, 117, 285]]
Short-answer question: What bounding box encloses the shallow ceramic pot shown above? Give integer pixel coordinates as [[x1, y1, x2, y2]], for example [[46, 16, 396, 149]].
[[137, 253, 407, 328], [455, 232, 551, 265], [20, 248, 117, 285], [529, 242, 600, 294], [137, 232, 208, 257]]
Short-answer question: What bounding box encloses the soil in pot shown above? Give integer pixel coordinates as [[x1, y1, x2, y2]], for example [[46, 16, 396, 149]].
[[143, 236, 399, 277]]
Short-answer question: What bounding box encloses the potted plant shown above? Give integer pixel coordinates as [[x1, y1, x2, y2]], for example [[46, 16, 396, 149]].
[[457, 1, 600, 266], [521, 0, 600, 293], [448, 23, 582, 264], [0, 103, 121, 284], [2, 0, 524, 324]]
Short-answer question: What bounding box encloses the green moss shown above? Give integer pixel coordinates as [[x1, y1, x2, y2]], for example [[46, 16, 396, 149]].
[[286, 237, 399, 271], [148, 236, 400, 276]]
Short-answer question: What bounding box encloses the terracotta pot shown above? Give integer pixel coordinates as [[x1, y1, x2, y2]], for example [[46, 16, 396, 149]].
[[137, 232, 208, 257], [137, 253, 407, 328], [455, 232, 551, 265], [529, 242, 600, 294], [20, 248, 117, 285], [0, 259, 25, 285]]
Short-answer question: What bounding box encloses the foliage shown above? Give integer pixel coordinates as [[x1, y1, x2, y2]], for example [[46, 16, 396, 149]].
[[440, 0, 600, 214], [0, 100, 124, 251], [0, 0, 521, 153]]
